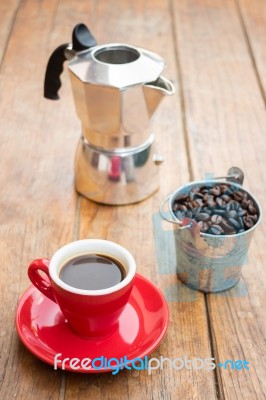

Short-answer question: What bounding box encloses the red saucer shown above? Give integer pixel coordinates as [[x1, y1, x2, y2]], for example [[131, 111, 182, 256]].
[[16, 274, 169, 373]]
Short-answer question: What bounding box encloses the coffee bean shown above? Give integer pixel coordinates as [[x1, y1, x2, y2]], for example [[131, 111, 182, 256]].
[[250, 214, 258, 223], [230, 200, 240, 210], [232, 190, 244, 201], [198, 221, 209, 233], [202, 207, 212, 215], [211, 214, 222, 224], [248, 203, 257, 215], [190, 192, 204, 201], [189, 192, 194, 200], [237, 208, 247, 217], [220, 184, 229, 193], [201, 186, 212, 193], [203, 194, 210, 202], [226, 200, 239, 211], [221, 194, 231, 202], [228, 218, 240, 230], [243, 216, 254, 229], [220, 219, 236, 234], [175, 211, 184, 220], [191, 200, 199, 208], [207, 199, 216, 208], [194, 193, 204, 199], [185, 210, 193, 219], [195, 198, 204, 207], [238, 216, 244, 229], [186, 201, 193, 209], [209, 225, 224, 235], [216, 197, 224, 207], [222, 187, 234, 196], [172, 203, 179, 211], [213, 209, 226, 215], [241, 198, 250, 209], [176, 195, 187, 202], [226, 210, 238, 219], [193, 207, 202, 214], [194, 212, 210, 222], [191, 187, 200, 193], [210, 186, 221, 196], [203, 194, 214, 202]]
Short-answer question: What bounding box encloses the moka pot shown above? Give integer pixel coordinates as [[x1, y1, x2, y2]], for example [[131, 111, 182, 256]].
[[44, 24, 175, 204]]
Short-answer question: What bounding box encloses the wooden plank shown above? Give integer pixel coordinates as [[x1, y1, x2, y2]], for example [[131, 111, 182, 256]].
[[64, 1, 217, 399], [0, 0, 20, 62], [172, 0, 266, 398], [0, 0, 86, 398], [237, 0, 266, 103]]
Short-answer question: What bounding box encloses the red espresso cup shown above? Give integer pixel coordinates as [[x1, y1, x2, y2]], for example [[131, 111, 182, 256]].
[[28, 239, 136, 338]]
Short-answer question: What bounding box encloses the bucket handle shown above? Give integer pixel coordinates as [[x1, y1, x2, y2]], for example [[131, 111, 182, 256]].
[[159, 195, 192, 230]]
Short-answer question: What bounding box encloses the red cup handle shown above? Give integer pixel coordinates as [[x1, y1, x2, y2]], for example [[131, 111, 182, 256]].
[[28, 259, 57, 303]]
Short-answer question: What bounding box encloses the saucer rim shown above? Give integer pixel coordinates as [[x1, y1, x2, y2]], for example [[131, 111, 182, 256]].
[[15, 273, 169, 373]]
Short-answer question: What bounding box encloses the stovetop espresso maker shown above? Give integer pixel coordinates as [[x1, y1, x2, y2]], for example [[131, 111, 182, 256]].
[[44, 23, 175, 204]]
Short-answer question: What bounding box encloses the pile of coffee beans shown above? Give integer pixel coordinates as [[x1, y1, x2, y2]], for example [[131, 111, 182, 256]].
[[172, 183, 259, 235]]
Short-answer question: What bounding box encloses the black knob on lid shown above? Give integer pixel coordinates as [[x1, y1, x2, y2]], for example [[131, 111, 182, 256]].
[[72, 23, 97, 51]]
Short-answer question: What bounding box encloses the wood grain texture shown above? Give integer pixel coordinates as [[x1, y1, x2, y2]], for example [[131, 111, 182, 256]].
[[1, 0, 265, 399], [237, 0, 266, 104], [0, 0, 20, 63], [64, 1, 217, 399], [172, 0, 266, 398], [0, 0, 82, 398]]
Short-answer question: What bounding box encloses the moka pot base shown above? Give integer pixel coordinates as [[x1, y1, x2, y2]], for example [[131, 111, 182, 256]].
[[74, 135, 162, 205]]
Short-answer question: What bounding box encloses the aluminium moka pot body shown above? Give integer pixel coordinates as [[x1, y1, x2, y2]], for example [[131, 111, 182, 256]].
[[44, 23, 175, 205]]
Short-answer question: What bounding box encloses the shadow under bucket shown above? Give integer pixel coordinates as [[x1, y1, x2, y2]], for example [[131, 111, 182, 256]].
[[160, 179, 262, 293]]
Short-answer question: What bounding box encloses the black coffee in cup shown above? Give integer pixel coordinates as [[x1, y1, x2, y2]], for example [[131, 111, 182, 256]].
[[59, 254, 126, 290]]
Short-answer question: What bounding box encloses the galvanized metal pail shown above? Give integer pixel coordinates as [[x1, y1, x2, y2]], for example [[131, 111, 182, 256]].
[[160, 178, 262, 293]]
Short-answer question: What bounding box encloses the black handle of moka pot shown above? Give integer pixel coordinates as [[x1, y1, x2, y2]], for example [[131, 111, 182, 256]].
[[44, 23, 97, 100], [44, 43, 69, 100]]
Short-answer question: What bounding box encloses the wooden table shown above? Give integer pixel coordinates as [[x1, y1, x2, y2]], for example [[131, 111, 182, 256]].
[[1, 1, 265, 399]]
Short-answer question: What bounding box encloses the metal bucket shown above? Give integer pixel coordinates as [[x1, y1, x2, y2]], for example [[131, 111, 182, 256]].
[[160, 178, 262, 293]]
